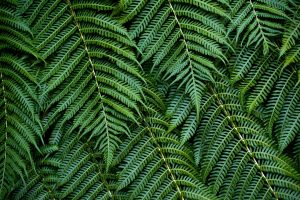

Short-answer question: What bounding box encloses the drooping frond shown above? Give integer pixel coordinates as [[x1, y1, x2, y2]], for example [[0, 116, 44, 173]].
[[22, 0, 144, 169]]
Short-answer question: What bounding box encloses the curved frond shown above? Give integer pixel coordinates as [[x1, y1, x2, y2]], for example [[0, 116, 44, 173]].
[[10, 131, 114, 200]]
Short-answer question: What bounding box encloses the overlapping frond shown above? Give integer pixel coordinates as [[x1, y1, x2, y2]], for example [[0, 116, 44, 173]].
[[1, 0, 300, 199], [22, 0, 144, 169], [281, 16, 300, 67], [0, 1, 40, 59], [272, 76, 300, 152], [228, 46, 283, 113], [114, 113, 217, 200], [195, 80, 300, 199], [117, 0, 230, 117], [9, 144, 59, 200], [0, 1, 42, 197], [11, 131, 114, 200], [0, 55, 42, 198]]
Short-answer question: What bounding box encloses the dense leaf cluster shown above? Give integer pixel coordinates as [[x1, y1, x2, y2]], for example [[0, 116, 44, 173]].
[[1, 0, 300, 199]]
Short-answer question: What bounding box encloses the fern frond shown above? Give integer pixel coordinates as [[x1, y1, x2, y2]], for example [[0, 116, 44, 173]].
[[228, 0, 289, 55], [229, 45, 260, 84], [280, 11, 300, 68], [11, 131, 115, 200], [195, 81, 300, 199], [280, 18, 300, 56], [0, 1, 43, 197], [246, 61, 281, 112], [237, 50, 275, 102], [22, 0, 144, 169], [115, 114, 217, 200], [265, 68, 297, 136], [2, 0, 300, 199], [0, 54, 43, 197], [165, 87, 193, 128], [272, 80, 300, 151], [284, 43, 300, 67], [118, 0, 230, 117]]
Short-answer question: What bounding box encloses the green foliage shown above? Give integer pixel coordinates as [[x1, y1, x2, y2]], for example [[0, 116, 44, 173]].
[[22, 0, 144, 171], [198, 81, 300, 199], [227, 0, 289, 55], [115, 114, 216, 200], [0, 1, 42, 198], [117, 0, 230, 118], [1, 0, 300, 199]]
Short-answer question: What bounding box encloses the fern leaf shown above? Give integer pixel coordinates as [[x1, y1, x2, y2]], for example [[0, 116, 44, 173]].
[[228, 0, 288, 55], [22, 0, 144, 170], [118, 0, 230, 116], [197, 82, 300, 199], [115, 114, 217, 200]]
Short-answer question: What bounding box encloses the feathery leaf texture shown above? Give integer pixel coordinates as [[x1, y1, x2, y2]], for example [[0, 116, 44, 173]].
[[1, 0, 300, 199], [117, 0, 230, 118], [23, 0, 144, 170], [0, 1, 42, 197]]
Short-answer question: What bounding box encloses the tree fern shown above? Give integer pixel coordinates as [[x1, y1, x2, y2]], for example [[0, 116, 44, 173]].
[[265, 68, 297, 134], [273, 80, 300, 151], [2, 0, 300, 199], [11, 130, 115, 200], [114, 114, 216, 200], [280, 7, 300, 68]]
